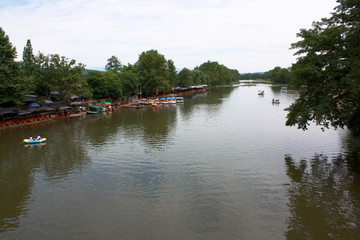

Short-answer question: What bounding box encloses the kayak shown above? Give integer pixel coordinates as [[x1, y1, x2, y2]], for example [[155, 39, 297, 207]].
[[23, 138, 47, 144]]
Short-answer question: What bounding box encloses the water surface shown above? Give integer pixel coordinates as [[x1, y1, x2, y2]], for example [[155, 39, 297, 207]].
[[1, 84, 359, 239]]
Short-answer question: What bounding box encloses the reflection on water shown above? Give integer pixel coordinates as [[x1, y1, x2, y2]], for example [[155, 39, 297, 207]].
[[285, 132, 360, 239], [0, 119, 90, 235], [0, 85, 359, 239]]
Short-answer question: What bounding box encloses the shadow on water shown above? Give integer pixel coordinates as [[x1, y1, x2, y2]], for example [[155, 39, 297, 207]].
[[284, 132, 360, 239]]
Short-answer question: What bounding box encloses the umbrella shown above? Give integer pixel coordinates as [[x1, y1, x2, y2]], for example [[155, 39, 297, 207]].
[[70, 102, 83, 106], [44, 99, 54, 105], [103, 102, 111, 105], [26, 102, 40, 108]]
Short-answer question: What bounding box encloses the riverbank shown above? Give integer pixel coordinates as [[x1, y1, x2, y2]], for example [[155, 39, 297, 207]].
[[0, 85, 209, 130], [0, 112, 86, 131]]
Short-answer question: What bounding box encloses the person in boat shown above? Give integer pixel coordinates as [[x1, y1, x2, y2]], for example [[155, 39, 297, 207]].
[[29, 137, 33, 140], [37, 136, 41, 140]]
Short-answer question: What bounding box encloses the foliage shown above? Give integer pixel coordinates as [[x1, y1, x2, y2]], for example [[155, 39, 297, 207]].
[[33, 53, 91, 100], [263, 66, 292, 84], [119, 64, 139, 97], [286, 0, 360, 135], [195, 61, 240, 86], [22, 39, 35, 80], [105, 55, 122, 71], [178, 68, 192, 87], [135, 49, 170, 95], [192, 69, 209, 85], [239, 72, 264, 80], [0, 27, 27, 106], [103, 70, 122, 98], [85, 70, 106, 98], [167, 59, 178, 88]]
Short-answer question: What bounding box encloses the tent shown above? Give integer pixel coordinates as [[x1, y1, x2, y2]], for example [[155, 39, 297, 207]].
[[70, 102, 83, 106], [44, 99, 54, 105], [26, 102, 40, 108]]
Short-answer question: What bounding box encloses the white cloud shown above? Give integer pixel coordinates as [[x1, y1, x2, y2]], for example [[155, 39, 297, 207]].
[[0, 0, 337, 72]]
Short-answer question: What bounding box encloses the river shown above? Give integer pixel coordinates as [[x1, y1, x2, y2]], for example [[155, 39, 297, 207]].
[[1, 83, 359, 239]]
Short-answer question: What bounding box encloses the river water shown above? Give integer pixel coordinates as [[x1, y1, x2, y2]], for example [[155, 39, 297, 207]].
[[1, 83, 359, 239]]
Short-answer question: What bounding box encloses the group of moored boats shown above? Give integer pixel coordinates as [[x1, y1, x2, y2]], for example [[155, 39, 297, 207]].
[[128, 97, 184, 108]]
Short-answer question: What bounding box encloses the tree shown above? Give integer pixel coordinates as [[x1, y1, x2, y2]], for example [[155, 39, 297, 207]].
[[103, 70, 122, 98], [286, 0, 360, 135], [105, 55, 122, 71], [119, 64, 139, 97], [136, 49, 170, 95], [263, 66, 292, 84], [196, 61, 239, 86], [85, 70, 106, 98], [0, 27, 27, 105], [33, 53, 91, 100], [178, 68, 193, 87], [167, 59, 178, 88], [191, 69, 208, 85], [22, 39, 35, 79]]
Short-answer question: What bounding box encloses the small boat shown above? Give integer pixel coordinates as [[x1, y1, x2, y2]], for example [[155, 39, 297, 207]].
[[272, 99, 280, 104], [86, 110, 99, 114], [258, 90, 265, 95], [89, 104, 103, 113], [175, 97, 184, 103], [23, 138, 47, 144]]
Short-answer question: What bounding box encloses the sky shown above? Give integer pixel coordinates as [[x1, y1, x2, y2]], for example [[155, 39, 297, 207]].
[[1, 0, 338, 73]]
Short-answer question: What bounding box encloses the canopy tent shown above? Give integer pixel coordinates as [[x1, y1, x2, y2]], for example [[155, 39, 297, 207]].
[[44, 99, 54, 105], [51, 103, 71, 110], [26, 102, 40, 108], [70, 102, 83, 106]]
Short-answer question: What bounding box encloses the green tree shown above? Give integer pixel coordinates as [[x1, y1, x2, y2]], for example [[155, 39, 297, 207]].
[[286, 0, 360, 135], [22, 39, 35, 80], [136, 49, 170, 95], [196, 61, 239, 86], [167, 59, 178, 88], [103, 70, 122, 98], [85, 70, 106, 98], [33, 53, 91, 100], [263, 66, 291, 84], [191, 69, 208, 85], [178, 68, 193, 87], [120, 64, 139, 97], [105, 55, 122, 71], [0, 27, 27, 106]]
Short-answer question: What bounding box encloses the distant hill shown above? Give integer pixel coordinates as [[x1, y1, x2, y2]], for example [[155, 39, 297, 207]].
[[81, 68, 105, 75]]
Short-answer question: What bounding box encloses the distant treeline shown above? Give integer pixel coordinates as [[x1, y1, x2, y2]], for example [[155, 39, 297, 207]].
[[1, 27, 241, 106], [240, 66, 292, 84]]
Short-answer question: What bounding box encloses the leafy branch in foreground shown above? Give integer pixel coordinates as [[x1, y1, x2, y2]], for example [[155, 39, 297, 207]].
[[286, 0, 360, 135]]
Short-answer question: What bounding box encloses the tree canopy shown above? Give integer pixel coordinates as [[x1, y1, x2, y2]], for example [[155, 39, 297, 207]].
[[286, 0, 360, 135], [136, 49, 170, 95], [105, 55, 122, 71], [22, 39, 35, 79], [0, 27, 27, 106], [196, 61, 240, 86], [32, 53, 91, 100]]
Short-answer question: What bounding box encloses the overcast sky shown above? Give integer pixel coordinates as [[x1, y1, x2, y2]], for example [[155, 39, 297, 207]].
[[1, 0, 337, 73]]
